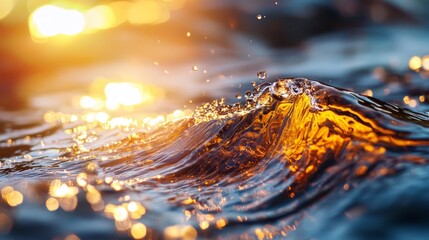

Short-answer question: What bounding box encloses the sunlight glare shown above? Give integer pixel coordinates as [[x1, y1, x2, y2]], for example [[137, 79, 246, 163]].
[[85, 5, 116, 31], [104, 82, 144, 110], [29, 5, 85, 38], [79, 96, 104, 110]]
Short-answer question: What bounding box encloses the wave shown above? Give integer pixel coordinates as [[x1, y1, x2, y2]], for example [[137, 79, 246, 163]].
[[85, 78, 429, 236], [2, 78, 429, 239]]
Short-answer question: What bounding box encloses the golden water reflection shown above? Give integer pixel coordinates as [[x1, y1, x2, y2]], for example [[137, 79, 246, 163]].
[[1, 186, 23, 207], [131, 223, 147, 239], [409, 55, 429, 72], [6, 79, 429, 239], [164, 225, 197, 240], [77, 80, 165, 111]]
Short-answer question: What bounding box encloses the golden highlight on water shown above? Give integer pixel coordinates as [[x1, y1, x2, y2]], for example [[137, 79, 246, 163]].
[[1, 78, 429, 239]]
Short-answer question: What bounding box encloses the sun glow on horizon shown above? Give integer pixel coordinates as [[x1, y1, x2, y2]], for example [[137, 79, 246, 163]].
[[77, 81, 162, 111], [44, 78, 190, 131], [104, 82, 145, 110], [28, 1, 185, 40]]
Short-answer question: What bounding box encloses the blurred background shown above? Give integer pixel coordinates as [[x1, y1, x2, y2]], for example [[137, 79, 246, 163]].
[[0, 0, 429, 114]]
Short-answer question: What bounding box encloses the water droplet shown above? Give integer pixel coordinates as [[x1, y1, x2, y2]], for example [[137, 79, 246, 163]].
[[186, 32, 191, 37], [257, 70, 267, 80], [235, 93, 242, 99], [256, 14, 262, 20], [255, 88, 271, 106], [244, 91, 253, 100], [251, 81, 256, 87], [271, 80, 289, 99], [192, 66, 198, 71], [220, 98, 225, 105], [287, 80, 303, 95]]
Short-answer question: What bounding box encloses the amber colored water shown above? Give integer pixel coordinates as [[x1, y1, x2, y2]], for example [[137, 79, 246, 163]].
[[1, 77, 429, 239]]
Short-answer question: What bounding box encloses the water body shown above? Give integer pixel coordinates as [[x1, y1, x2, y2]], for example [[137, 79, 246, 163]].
[[1, 77, 429, 239], [1, 1, 429, 240]]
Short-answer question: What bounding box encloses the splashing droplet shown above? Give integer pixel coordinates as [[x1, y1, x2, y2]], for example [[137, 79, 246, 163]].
[[271, 80, 289, 99], [186, 32, 191, 37], [235, 93, 242, 100], [244, 91, 253, 100], [256, 14, 262, 20], [257, 71, 267, 80], [192, 66, 198, 71], [255, 87, 271, 106]]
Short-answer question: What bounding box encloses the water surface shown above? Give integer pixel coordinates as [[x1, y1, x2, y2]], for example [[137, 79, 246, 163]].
[[1, 1, 429, 240]]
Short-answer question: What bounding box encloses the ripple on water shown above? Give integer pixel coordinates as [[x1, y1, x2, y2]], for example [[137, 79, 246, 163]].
[[1, 78, 429, 239]]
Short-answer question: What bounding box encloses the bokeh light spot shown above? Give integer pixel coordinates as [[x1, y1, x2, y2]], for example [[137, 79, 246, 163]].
[[85, 5, 116, 31], [0, 0, 14, 20], [128, 0, 169, 25], [46, 197, 60, 211], [131, 223, 147, 239], [29, 5, 85, 38], [409, 56, 422, 71]]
